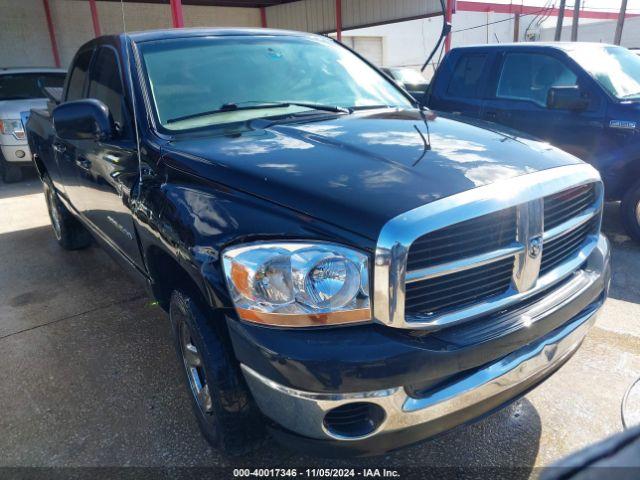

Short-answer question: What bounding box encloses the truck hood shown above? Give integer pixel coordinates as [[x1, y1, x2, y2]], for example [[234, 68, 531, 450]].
[[0, 98, 48, 117], [164, 109, 583, 240]]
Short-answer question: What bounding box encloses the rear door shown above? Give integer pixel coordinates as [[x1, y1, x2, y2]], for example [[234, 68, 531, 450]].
[[428, 50, 492, 118], [75, 45, 145, 270], [480, 50, 606, 160]]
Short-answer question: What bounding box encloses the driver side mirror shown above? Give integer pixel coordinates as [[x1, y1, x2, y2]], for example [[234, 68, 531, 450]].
[[53, 99, 113, 141], [547, 86, 590, 111]]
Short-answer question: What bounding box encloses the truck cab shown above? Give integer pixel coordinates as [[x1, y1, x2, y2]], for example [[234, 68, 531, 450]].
[[428, 43, 640, 240]]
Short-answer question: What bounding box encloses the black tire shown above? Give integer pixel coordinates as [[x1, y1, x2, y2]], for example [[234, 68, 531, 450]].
[[169, 290, 264, 455], [621, 180, 640, 243], [42, 174, 92, 250], [0, 158, 23, 183]]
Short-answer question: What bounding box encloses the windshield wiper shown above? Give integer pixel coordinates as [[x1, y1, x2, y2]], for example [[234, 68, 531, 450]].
[[351, 104, 396, 110], [166, 101, 350, 124]]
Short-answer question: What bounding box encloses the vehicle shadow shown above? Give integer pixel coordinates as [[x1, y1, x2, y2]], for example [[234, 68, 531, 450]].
[[0, 170, 42, 200]]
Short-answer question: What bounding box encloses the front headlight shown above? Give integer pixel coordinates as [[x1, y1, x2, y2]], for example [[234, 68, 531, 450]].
[[0, 119, 25, 140], [222, 242, 371, 327]]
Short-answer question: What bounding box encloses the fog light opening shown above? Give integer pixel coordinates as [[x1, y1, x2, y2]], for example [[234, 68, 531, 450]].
[[323, 402, 386, 439], [15, 150, 25, 158]]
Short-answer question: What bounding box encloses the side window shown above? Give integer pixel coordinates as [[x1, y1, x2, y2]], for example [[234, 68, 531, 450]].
[[88, 47, 126, 133], [447, 54, 488, 99], [66, 50, 93, 101], [496, 53, 578, 106]]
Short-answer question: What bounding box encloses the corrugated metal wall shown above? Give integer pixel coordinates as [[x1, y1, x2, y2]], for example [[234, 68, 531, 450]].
[[265, 0, 442, 33]]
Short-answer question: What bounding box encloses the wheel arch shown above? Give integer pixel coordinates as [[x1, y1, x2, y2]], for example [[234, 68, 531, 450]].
[[145, 245, 213, 313]]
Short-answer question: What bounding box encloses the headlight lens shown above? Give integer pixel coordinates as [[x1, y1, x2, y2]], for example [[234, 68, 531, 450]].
[[0, 119, 25, 140], [223, 242, 371, 327]]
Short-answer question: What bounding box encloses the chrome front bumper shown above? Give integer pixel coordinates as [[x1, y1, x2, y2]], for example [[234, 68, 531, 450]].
[[241, 235, 609, 443], [1, 144, 32, 164]]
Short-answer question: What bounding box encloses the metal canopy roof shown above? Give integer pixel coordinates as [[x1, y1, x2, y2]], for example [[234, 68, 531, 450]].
[[76, 0, 298, 6]]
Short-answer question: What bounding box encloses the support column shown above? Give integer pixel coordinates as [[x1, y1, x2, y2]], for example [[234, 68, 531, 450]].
[[614, 0, 628, 45], [571, 0, 581, 41], [444, 0, 454, 52], [513, 12, 520, 42], [42, 0, 61, 68], [89, 0, 101, 37], [335, 0, 342, 42], [554, 0, 566, 41], [260, 6, 267, 28], [170, 0, 184, 28]]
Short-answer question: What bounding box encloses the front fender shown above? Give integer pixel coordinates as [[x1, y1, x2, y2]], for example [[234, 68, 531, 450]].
[[153, 171, 374, 313]]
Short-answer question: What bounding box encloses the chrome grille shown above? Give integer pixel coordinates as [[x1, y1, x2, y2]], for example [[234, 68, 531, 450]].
[[407, 208, 516, 271], [374, 165, 604, 331], [405, 257, 514, 316], [541, 218, 597, 275], [544, 184, 596, 231]]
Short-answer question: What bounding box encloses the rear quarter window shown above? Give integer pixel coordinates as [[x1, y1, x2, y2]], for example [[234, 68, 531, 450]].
[[447, 53, 488, 98]]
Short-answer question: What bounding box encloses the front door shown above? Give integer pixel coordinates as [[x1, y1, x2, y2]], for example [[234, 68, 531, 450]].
[[481, 51, 606, 163], [75, 46, 145, 271], [54, 48, 94, 207]]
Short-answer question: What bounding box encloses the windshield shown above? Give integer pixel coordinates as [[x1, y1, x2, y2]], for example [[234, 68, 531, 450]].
[[390, 68, 426, 85], [139, 36, 411, 131], [0, 73, 65, 101], [568, 46, 640, 100]]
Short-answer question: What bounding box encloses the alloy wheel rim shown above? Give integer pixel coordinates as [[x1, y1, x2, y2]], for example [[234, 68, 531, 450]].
[[46, 187, 62, 241], [179, 319, 214, 414]]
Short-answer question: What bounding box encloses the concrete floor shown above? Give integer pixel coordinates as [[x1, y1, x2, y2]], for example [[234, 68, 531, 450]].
[[1, 173, 639, 476]]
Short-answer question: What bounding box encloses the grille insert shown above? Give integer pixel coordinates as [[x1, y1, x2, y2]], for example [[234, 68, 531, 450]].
[[541, 219, 596, 275], [544, 184, 596, 231], [405, 257, 514, 316], [406, 207, 517, 271]]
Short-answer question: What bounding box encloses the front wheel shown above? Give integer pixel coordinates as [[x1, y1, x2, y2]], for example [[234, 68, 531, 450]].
[[169, 291, 264, 454], [42, 174, 92, 250], [621, 181, 640, 243]]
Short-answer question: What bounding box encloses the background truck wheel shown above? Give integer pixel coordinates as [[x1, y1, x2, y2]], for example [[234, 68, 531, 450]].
[[621, 181, 640, 243], [42, 174, 92, 250], [0, 157, 23, 183], [169, 290, 264, 455]]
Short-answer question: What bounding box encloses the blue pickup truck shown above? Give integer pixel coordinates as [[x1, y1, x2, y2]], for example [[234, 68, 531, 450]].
[[25, 29, 610, 456], [428, 43, 640, 241]]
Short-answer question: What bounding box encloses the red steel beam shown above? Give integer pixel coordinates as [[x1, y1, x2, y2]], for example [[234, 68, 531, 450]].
[[260, 6, 267, 27], [170, 0, 185, 28], [89, 0, 101, 37], [335, 0, 342, 42], [42, 0, 61, 68], [444, 0, 454, 52]]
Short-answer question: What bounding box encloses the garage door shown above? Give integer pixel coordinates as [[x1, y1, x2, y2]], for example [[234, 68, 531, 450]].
[[342, 36, 383, 66]]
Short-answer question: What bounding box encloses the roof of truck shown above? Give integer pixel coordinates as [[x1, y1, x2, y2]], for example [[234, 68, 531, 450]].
[[126, 27, 317, 43], [0, 67, 66, 74], [450, 42, 621, 52]]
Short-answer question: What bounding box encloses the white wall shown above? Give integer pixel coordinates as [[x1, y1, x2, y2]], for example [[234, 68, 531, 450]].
[[0, 0, 57, 66], [341, 10, 524, 80], [540, 17, 640, 47], [0, 0, 261, 68]]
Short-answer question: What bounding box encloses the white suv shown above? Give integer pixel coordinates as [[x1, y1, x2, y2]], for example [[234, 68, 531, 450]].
[[0, 68, 66, 183]]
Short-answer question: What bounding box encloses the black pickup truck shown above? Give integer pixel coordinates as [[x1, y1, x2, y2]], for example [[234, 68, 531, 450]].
[[26, 29, 610, 456]]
